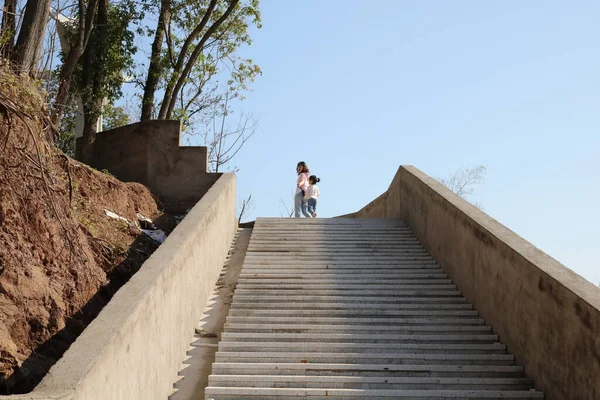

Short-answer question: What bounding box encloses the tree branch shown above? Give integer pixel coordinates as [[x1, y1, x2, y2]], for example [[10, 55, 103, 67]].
[[237, 193, 253, 225], [163, 0, 240, 119], [157, 0, 218, 118]]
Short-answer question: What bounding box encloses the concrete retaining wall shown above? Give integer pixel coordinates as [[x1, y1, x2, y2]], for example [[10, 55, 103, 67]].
[[347, 165, 600, 400], [7, 173, 237, 400], [76, 120, 218, 213]]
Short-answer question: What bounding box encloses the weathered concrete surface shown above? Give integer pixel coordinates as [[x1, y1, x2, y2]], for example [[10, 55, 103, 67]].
[[170, 228, 251, 400], [347, 165, 600, 400], [76, 120, 219, 213], [6, 173, 237, 400]]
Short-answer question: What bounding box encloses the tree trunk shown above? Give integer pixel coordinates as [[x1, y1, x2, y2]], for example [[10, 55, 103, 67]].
[[81, 105, 98, 164], [0, 0, 17, 58], [140, 0, 170, 121], [51, 0, 99, 128], [80, 0, 108, 164], [11, 0, 51, 74], [52, 45, 82, 127]]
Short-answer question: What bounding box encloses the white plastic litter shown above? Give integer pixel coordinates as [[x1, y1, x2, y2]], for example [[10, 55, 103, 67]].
[[106, 209, 168, 243], [104, 209, 134, 226], [137, 213, 152, 222], [136, 213, 156, 229]]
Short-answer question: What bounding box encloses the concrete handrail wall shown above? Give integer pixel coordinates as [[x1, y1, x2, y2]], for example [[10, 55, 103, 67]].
[[8, 173, 237, 400], [345, 165, 600, 400]]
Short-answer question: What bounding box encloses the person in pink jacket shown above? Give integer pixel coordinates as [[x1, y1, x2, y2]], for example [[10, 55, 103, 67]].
[[294, 161, 310, 218]]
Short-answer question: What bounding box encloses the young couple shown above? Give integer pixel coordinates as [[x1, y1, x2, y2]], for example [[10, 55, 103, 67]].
[[295, 161, 320, 218]]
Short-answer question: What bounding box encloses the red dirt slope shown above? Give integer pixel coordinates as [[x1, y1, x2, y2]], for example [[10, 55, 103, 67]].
[[0, 65, 171, 392]]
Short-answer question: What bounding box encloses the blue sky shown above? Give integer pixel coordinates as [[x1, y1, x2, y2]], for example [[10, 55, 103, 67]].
[[219, 1, 599, 285]]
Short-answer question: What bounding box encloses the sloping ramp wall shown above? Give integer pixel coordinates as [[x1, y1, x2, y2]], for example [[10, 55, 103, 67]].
[[7, 173, 237, 400], [343, 165, 600, 400]]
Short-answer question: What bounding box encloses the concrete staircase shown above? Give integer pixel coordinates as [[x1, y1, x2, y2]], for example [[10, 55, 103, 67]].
[[205, 218, 544, 399]]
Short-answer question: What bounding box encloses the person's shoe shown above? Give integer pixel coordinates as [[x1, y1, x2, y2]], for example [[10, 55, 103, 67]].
[[312, 212, 317, 218]]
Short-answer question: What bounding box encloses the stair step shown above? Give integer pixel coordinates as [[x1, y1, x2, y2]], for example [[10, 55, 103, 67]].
[[250, 239, 421, 243], [225, 317, 485, 325], [237, 279, 453, 285], [238, 273, 449, 279], [247, 246, 428, 250], [242, 261, 438, 266], [230, 296, 468, 304], [245, 254, 433, 259], [205, 387, 543, 399], [239, 270, 443, 275], [235, 284, 457, 290], [214, 352, 515, 365], [250, 236, 418, 239], [229, 303, 475, 311], [222, 324, 493, 334], [208, 375, 532, 390], [211, 362, 523, 376], [233, 290, 462, 297], [249, 239, 424, 243], [217, 342, 507, 354], [247, 251, 431, 255], [227, 309, 477, 317], [248, 246, 423, 249], [250, 234, 418, 237], [220, 333, 500, 344], [252, 231, 414, 234]]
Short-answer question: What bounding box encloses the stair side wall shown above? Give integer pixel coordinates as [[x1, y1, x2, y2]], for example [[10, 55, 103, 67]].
[[346, 165, 600, 400], [5, 174, 237, 400]]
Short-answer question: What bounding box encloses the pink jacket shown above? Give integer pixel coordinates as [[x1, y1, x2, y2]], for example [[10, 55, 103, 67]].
[[297, 172, 310, 192]]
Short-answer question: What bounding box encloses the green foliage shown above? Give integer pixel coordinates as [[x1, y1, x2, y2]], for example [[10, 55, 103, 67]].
[[41, 70, 130, 155], [103, 102, 130, 130], [78, 0, 140, 104], [207, 0, 262, 98], [43, 0, 141, 154], [55, 123, 76, 156], [140, 0, 261, 130]]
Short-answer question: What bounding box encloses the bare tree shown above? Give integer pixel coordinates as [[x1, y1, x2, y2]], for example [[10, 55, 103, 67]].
[[278, 196, 294, 218], [438, 164, 487, 207], [237, 193, 253, 225], [202, 93, 257, 173]]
